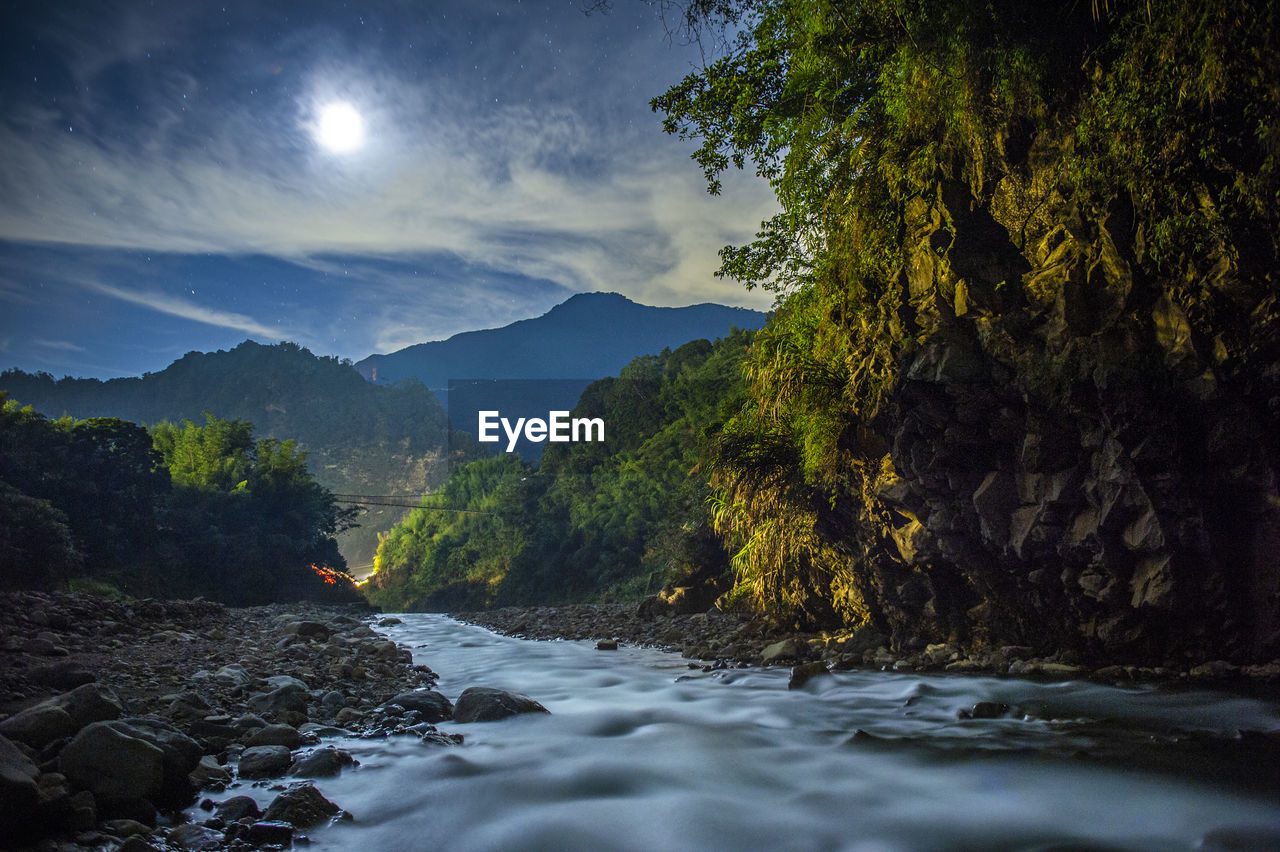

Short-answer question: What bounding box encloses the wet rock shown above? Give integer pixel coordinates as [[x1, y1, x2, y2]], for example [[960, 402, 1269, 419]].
[[788, 661, 831, 690], [245, 723, 303, 749], [262, 782, 340, 828], [451, 687, 549, 723], [168, 823, 224, 850], [958, 701, 1010, 720], [237, 745, 293, 779], [762, 638, 807, 664], [383, 690, 453, 723], [377, 617, 402, 626], [110, 717, 202, 806], [290, 746, 356, 778], [596, 639, 619, 650], [246, 820, 294, 846], [118, 836, 161, 852], [189, 755, 232, 787], [0, 734, 40, 837], [214, 795, 261, 822], [59, 721, 166, 801]]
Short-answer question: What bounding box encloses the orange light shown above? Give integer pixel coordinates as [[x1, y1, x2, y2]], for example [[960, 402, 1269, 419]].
[[309, 563, 353, 586]]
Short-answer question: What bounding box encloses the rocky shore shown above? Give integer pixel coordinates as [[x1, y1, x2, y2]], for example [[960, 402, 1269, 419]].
[[456, 601, 1280, 686], [0, 592, 538, 851]]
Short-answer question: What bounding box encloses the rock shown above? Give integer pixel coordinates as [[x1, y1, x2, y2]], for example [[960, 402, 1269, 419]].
[[109, 717, 202, 806], [59, 722, 165, 802], [596, 639, 619, 650], [215, 795, 261, 822], [383, 690, 453, 723], [27, 661, 95, 690], [211, 664, 251, 687], [53, 683, 124, 729], [262, 782, 339, 828], [451, 687, 550, 723], [102, 819, 151, 837], [246, 821, 294, 846], [189, 755, 232, 787], [24, 637, 68, 657], [237, 745, 293, 780], [245, 723, 303, 749], [119, 835, 162, 852], [959, 701, 1010, 720], [321, 690, 347, 711], [263, 675, 310, 691], [286, 621, 331, 640], [0, 734, 40, 838], [788, 661, 831, 690], [232, 713, 269, 730], [291, 746, 356, 778], [762, 638, 807, 664], [0, 703, 76, 747], [168, 823, 224, 850], [377, 617, 402, 626], [335, 707, 365, 724], [247, 684, 308, 717]]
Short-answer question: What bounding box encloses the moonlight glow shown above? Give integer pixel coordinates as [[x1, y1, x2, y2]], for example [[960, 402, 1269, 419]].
[[315, 102, 365, 153]]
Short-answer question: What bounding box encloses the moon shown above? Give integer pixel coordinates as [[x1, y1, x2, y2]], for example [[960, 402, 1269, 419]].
[[315, 102, 364, 153]]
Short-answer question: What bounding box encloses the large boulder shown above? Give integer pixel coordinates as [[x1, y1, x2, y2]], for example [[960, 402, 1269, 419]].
[[59, 721, 165, 801], [237, 745, 293, 779], [261, 782, 339, 827], [0, 734, 40, 839], [245, 723, 303, 749], [0, 704, 76, 748], [383, 690, 453, 723], [110, 717, 201, 806], [451, 687, 549, 723], [247, 684, 308, 717]]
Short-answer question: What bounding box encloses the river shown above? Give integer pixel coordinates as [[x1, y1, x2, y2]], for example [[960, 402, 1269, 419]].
[[201, 614, 1280, 851]]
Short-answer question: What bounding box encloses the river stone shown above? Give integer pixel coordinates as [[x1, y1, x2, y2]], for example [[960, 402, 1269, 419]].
[[215, 795, 261, 821], [109, 718, 202, 805], [261, 782, 339, 827], [762, 638, 807, 664], [788, 661, 831, 690], [264, 675, 310, 691], [59, 721, 165, 801], [246, 821, 294, 846], [285, 621, 330, 640], [0, 703, 76, 747], [237, 745, 292, 779], [167, 823, 224, 850], [247, 684, 308, 716], [451, 687, 549, 723], [596, 639, 618, 650], [0, 734, 40, 837], [245, 723, 303, 749], [290, 746, 356, 778], [211, 664, 251, 687], [54, 683, 124, 730], [383, 690, 452, 723], [959, 701, 1010, 720]]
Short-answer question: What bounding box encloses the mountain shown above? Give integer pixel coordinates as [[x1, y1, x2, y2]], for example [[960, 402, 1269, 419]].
[[0, 341, 451, 575], [355, 292, 767, 389]]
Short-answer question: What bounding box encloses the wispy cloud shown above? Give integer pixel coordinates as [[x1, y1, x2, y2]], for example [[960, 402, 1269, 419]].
[[82, 279, 289, 338], [33, 339, 86, 352]]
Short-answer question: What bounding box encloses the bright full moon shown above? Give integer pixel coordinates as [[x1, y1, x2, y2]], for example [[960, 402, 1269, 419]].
[[315, 102, 364, 153]]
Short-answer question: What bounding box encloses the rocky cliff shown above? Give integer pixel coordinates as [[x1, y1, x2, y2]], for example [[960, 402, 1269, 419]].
[[851, 140, 1280, 665]]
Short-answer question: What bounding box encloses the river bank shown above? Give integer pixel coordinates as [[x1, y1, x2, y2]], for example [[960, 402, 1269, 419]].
[[0, 591, 453, 851], [456, 602, 1280, 687]]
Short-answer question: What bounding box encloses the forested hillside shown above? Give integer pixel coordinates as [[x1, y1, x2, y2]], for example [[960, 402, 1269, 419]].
[[0, 396, 359, 603], [364, 332, 752, 611], [1, 341, 451, 572], [650, 0, 1279, 665]]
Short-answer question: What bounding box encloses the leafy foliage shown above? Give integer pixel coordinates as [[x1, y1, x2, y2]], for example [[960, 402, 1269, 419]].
[[653, 0, 1280, 625], [0, 393, 359, 603], [365, 332, 754, 610]]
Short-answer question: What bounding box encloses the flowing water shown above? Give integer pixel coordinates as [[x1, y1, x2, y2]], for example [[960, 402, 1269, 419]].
[[203, 614, 1280, 851]]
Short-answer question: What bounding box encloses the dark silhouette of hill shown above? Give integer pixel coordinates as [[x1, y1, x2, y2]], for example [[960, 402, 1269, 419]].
[[355, 292, 767, 389]]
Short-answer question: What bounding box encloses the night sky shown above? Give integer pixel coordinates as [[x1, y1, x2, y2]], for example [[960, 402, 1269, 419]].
[[0, 0, 776, 379]]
